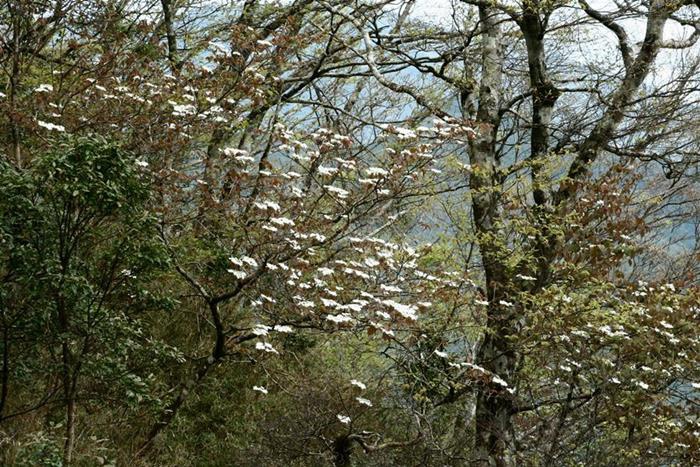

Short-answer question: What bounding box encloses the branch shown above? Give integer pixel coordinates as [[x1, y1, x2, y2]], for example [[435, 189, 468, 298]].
[[317, 1, 453, 119], [459, 0, 521, 20], [579, 0, 633, 71], [555, 2, 671, 204], [662, 12, 700, 48], [348, 431, 423, 453], [158, 228, 210, 300], [512, 389, 599, 414]]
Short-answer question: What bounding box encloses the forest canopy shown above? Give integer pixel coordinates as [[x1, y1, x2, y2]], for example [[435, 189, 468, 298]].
[[0, 0, 699, 465]]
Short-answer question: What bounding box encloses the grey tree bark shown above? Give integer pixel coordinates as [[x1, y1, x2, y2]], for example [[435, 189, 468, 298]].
[[466, 1, 680, 465]]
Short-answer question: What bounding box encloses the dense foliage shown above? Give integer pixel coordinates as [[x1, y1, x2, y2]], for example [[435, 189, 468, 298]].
[[1, 1, 699, 466]]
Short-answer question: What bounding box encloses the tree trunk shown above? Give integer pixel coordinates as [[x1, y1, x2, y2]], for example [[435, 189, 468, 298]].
[[0, 322, 9, 419], [63, 368, 76, 466], [474, 320, 516, 466], [468, 5, 514, 466], [160, 0, 180, 71], [134, 300, 230, 459], [59, 294, 76, 465], [469, 4, 671, 464], [333, 435, 352, 467]]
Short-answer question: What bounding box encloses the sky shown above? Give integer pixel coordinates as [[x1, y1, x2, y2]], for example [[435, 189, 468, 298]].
[[406, 0, 699, 84]]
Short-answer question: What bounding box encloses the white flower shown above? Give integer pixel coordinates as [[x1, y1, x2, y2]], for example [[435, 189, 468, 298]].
[[598, 325, 628, 338], [37, 120, 65, 132], [241, 256, 258, 268], [252, 325, 270, 336], [382, 300, 418, 320], [375, 310, 391, 320], [498, 300, 514, 307], [337, 414, 351, 424], [318, 267, 334, 276], [318, 165, 338, 176], [309, 233, 326, 242], [227, 269, 247, 279], [253, 385, 268, 394], [223, 147, 248, 157], [392, 127, 416, 139], [255, 342, 279, 354], [570, 329, 589, 338], [344, 267, 370, 280], [35, 84, 54, 93], [273, 325, 293, 333], [135, 160, 149, 167], [339, 303, 363, 313], [270, 217, 295, 226], [365, 167, 389, 177], [359, 178, 378, 185], [434, 350, 448, 358], [491, 375, 509, 387], [326, 313, 353, 324], [356, 397, 372, 407], [350, 379, 366, 390], [324, 185, 350, 198], [235, 154, 254, 163], [171, 103, 197, 116], [254, 200, 281, 211], [319, 296, 338, 306]]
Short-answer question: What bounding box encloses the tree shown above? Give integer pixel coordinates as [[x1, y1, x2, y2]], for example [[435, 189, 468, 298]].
[[0, 136, 169, 464], [1, 1, 699, 465], [332, 0, 700, 464]]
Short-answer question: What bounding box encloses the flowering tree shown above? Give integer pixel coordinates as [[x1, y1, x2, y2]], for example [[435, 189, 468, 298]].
[[331, 1, 700, 464], [1, 0, 699, 466]]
